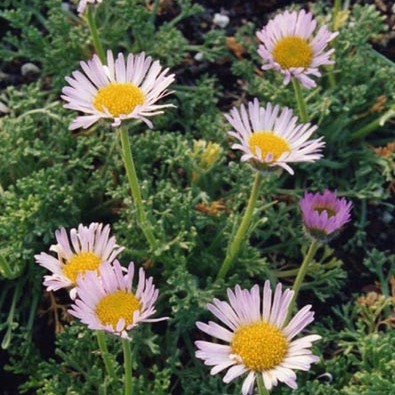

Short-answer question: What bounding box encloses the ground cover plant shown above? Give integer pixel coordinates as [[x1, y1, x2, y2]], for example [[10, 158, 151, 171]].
[[0, 0, 394, 394]]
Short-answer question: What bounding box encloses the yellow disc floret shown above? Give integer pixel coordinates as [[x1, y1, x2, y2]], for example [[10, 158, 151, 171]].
[[95, 291, 141, 328], [63, 252, 102, 284], [272, 36, 313, 69], [231, 321, 288, 371], [248, 131, 290, 161], [93, 83, 145, 116], [314, 206, 336, 217]]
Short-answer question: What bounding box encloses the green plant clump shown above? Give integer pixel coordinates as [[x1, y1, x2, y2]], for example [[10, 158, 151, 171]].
[[0, 0, 394, 394]]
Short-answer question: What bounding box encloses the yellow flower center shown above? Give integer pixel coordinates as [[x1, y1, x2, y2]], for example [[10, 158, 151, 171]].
[[248, 131, 290, 161], [93, 83, 145, 116], [95, 290, 141, 328], [231, 321, 288, 371], [314, 206, 336, 217], [272, 36, 313, 69], [63, 252, 102, 284]]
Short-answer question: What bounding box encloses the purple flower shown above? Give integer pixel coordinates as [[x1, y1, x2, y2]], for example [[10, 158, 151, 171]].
[[300, 189, 352, 241]]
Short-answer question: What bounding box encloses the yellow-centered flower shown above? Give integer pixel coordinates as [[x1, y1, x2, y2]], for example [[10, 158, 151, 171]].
[[196, 282, 321, 393]]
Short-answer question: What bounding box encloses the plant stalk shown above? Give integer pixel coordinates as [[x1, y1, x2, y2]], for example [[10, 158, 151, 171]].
[[257, 374, 270, 395], [149, 0, 161, 25], [86, 6, 106, 63], [119, 127, 158, 250], [351, 109, 395, 140], [216, 171, 263, 281], [292, 78, 308, 123], [96, 331, 117, 381], [122, 338, 133, 395], [286, 240, 319, 323]]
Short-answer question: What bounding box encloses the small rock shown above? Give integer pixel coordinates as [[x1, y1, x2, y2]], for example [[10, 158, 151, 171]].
[[0, 71, 9, 81], [194, 52, 204, 62], [21, 63, 41, 77], [213, 13, 230, 29], [61, 2, 71, 12], [0, 102, 10, 114], [382, 211, 393, 224]]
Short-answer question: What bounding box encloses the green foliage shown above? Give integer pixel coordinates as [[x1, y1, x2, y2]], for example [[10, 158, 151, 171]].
[[1, 0, 394, 394]]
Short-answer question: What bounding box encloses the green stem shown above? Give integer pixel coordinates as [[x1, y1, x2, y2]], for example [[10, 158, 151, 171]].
[[86, 6, 106, 63], [257, 374, 270, 395], [96, 331, 117, 381], [351, 109, 395, 140], [333, 0, 342, 18], [327, 66, 336, 88], [1, 280, 23, 349], [0, 253, 25, 279], [274, 267, 300, 278], [119, 127, 158, 250], [149, 0, 161, 25], [216, 172, 263, 281], [286, 241, 319, 323], [292, 78, 308, 123], [122, 338, 133, 395]]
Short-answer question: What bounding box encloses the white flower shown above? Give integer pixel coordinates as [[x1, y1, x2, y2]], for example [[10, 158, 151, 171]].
[[35, 223, 123, 298], [69, 260, 167, 338], [61, 50, 175, 130], [257, 9, 338, 88], [226, 99, 324, 174], [196, 281, 321, 394]]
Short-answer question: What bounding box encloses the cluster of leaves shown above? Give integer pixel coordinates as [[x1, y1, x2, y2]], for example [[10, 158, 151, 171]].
[[0, 0, 394, 394]]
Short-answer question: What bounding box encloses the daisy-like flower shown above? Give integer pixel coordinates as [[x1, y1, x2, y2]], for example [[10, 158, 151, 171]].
[[257, 9, 338, 88], [226, 99, 324, 174], [35, 223, 124, 298], [69, 260, 167, 338], [77, 0, 103, 14], [195, 282, 321, 394], [61, 50, 175, 130], [300, 189, 352, 241]]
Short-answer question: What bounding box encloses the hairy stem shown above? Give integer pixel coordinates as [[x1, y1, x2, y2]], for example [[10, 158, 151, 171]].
[[86, 6, 106, 63], [122, 338, 132, 395], [292, 78, 308, 123], [96, 331, 117, 381], [119, 127, 158, 251], [216, 172, 262, 281], [286, 241, 319, 322], [257, 374, 270, 395]]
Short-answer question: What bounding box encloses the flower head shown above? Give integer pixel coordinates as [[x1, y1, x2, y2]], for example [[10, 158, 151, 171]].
[[35, 223, 124, 298], [61, 50, 175, 130], [226, 99, 324, 174], [195, 281, 321, 393], [257, 10, 338, 88], [300, 189, 352, 241], [77, 0, 103, 14], [69, 260, 167, 338]]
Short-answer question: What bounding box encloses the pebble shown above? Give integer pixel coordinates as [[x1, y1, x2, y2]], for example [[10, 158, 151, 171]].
[[21, 63, 41, 77], [194, 52, 204, 62], [213, 13, 230, 29], [0, 102, 10, 114], [61, 2, 71, 12]]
